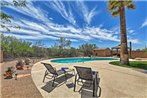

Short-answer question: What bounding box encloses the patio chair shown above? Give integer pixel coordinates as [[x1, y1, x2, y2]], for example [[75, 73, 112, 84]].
[[41, 62, 67, 86], [74, 66, 101, 97]]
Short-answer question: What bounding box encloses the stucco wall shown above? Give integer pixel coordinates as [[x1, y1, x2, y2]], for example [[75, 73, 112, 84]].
[[93, 49, 111, 57]]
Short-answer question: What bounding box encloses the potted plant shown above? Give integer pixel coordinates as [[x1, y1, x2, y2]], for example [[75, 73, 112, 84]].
[[3, 67, 14, 78], [16, 59, 24, 70]]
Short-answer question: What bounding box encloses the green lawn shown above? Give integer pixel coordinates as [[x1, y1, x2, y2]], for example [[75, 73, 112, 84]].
[[109, 61, 147, 70]]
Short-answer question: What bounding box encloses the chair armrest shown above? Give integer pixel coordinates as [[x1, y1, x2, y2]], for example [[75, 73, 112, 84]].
[[92, 71, 99, 79], [41, 62, 45, 64], [53, 67, 57, 71]]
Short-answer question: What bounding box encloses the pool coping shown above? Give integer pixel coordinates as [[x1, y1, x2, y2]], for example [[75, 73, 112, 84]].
[[49, 57, 120, 64]]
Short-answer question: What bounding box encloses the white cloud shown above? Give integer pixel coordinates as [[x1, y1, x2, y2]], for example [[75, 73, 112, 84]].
[[84, 27, 120, 42], [46, 1, 76, 25], [128, 30, 134, 33], [20, 20, 49, 33], [4, 33, 42, 40], [141, 18, 147, 28], [85, 7, 98, 25], [3, 1, 98, 27], [1, 27, 58, 40], [1, 17, 139, 43], [1, 1, 140, 44], [127, 28, 135, 35], [5, 1, 50, 23], [76, 1, 98, 25], [46, 1, 98, 26], [128, 39, 139, 44]]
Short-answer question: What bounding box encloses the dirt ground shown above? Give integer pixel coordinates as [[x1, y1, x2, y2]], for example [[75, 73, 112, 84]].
[[0, 59, 43, 98]]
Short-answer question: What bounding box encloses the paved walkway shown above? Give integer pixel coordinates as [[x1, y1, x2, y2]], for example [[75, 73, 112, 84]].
[[31, 59, 147, 98], [0, 60, 43, 98]]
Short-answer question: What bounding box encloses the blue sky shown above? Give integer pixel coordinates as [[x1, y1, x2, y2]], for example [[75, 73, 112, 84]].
[[1, 0, 147, 50]]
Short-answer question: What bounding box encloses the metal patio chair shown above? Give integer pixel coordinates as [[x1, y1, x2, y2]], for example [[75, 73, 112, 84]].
[[41, 62, 67, 86], [74, 66, 101, 97]]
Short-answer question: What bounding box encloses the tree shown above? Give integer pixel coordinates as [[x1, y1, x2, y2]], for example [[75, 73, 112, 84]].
[[56, 37, 71, 56], [0, 0, 26, 31], [57, 37, 71, 49], [79, 43, 97, 56], [108, 0, 135, 65], [1, 34, 33, 58], [136, 49, 141, 51], [32, 40, 47, 57], [144, 49, 147, 54], [69, 47, 79, 57], [143, 47, 147, 54]]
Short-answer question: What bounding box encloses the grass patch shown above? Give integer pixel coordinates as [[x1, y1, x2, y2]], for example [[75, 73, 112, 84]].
[[109, 61, 147, 70]]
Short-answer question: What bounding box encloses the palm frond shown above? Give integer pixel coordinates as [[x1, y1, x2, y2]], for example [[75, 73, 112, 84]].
[[108, 0, 135, 16], [111, 9, 120, 17], [127, 3, 135, 9], [124, 0, 132, 6], [108, 1, 121, 11], [124, 0, 135, 9]]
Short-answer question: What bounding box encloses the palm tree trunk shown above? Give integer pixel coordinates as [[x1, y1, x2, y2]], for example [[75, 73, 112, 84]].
[[120, 1, 129, 65]]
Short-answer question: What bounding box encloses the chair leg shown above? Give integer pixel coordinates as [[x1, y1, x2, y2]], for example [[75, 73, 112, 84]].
[[43, 70, 48, 82], [74, 74, 77, 92], [93, 79, 95, 97], [52, 76, 56, 87], [98, 86, 101, 97], [64, 72, 67, 80]]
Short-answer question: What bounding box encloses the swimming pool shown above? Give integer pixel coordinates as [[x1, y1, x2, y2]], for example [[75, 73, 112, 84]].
[[51, 57, 118, 63]]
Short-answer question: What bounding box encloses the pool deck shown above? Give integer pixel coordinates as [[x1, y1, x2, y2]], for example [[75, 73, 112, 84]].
[[31, 59, 147, 98]]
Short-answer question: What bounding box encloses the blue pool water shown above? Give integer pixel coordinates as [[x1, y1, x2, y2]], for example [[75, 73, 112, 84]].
[[51, 57, 118, 63]]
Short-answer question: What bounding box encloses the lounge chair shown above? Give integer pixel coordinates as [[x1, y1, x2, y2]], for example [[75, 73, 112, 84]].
[[41, 62, 67, 86], [74, 66, 101, 97]]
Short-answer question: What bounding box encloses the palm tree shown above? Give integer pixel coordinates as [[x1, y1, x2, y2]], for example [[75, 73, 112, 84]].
[[108, 0, 135, 65]]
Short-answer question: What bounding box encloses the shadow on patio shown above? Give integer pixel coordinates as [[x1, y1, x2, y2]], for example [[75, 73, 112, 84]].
[[75, 78, 101, 98], [41, 74, 101, 98], [41, 74, 74, 93]]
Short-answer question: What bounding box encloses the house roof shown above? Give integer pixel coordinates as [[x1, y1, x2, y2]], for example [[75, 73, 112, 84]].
[[112, 44, 130, 49], [93, 48, 110, 50]]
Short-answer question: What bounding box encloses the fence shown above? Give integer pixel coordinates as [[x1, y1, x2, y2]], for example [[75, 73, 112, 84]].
[[130, 51, 147, 58], [93, 49, 147, 58]]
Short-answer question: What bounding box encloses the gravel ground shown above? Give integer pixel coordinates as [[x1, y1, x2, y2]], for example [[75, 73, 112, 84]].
[[0, 59, 43, 98]]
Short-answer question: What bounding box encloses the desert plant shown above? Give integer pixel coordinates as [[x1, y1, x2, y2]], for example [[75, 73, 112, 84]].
[[25, 58, 31, 65], [16, 59, 24, 65], [6, 67, 13, 72], [16, 59, 24, 70], [4, 67, 15, 78]]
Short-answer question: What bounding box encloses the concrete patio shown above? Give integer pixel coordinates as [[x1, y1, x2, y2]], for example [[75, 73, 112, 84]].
[[31, 59, 147, 98]]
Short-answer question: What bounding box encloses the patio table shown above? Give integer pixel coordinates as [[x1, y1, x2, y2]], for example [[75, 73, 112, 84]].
[[61, 67, 75, 75], [61, 67, 75, 84]]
